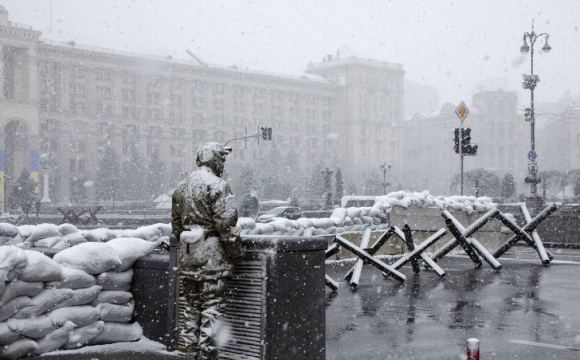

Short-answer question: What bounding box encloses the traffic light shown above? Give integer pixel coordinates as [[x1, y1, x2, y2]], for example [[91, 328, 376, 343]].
[[260, 127, 272, 141], [453, 128, 460, 154], [461, 127, 478, 156], [524, 108, 532, 121]]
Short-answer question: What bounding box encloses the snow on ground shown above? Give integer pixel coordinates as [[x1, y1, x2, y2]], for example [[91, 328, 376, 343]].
[[39, 336, 170, 357]]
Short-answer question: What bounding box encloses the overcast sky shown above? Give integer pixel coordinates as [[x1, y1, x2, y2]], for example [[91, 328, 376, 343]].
[[2, 0, 580, 108]]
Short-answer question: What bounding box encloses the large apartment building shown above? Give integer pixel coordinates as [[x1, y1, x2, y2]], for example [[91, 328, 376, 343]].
[[0, 5, 405, 205]]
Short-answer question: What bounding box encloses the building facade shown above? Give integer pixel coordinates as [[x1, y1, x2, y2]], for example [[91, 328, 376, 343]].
[[0, 6, 405, 206]]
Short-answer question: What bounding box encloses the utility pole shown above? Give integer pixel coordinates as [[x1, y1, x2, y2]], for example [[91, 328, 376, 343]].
[[379, 163, 391, 195], [520, 20, 551, 204], [454, 102, 476, 196]]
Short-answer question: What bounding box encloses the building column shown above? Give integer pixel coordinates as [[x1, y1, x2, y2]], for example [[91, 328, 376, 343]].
[[0, 44, 4, 100]]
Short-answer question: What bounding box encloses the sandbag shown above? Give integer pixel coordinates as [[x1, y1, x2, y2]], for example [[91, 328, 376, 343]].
[[19, 250, 63, 282], [96, 269, 133, 291], [107, 238, 157, 272], [53, 242, 122, 274], [46, 266, 96, 290], [96, 301, 134, 323], [58, 224, 78, 236], [84, 228, 115, 243], [0, 297, 34, 322], [33, 321, 76, 355], [91, 291, 133, 306], [0, 224, 18, 238], [62, 232, 86, 246], [51, 241, 70, 251], [52, 285, 102, 309], [7, 315, 56, 339], [26, 224, 61, 243], [34, 236, 63, 249], [15, 289, 74, 318], [0, 322, 19, 346], [16, 225, 35, 240], [0, 246, 27, 282], [64, 321, 104, 349], [0, 280, 43, 306], [48, 306, 99, 328], [88, 322, 142, 345], [0, 338, 38, 359]]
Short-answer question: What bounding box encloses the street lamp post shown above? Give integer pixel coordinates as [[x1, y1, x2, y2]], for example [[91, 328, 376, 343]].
[[379, 163, 392, 195], [520, 20, 550, 200]]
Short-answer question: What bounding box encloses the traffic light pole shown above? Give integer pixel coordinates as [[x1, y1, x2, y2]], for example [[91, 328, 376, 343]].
[[460, 123, 464, 196]]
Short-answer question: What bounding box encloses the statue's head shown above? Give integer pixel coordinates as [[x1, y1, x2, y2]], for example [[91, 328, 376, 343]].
[[195, 142, 231, 176]]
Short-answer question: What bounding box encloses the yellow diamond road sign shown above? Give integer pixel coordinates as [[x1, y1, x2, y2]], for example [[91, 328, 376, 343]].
[[455, 101, 470, 122]]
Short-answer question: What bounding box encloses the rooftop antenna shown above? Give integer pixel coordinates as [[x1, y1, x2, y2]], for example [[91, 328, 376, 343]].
[[49, 0, 53, 32], [186, 49, 208, 67]]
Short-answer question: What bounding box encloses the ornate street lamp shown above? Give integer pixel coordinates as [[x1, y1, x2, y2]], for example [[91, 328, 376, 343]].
[[520, 20, 550, 199], [379, 163, 392, 195]]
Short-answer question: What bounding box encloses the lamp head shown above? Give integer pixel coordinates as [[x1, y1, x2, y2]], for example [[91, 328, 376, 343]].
[[542, 40, 551, 53], [520, 39, 530, 54]]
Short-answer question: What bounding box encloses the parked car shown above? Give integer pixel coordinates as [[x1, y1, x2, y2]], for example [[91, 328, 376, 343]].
[[257, 206, 303, 223], [560, 204, 580, 213]]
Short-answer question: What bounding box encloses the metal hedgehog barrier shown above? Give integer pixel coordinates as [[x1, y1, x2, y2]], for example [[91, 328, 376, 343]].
[[325, 203, 557, 290]]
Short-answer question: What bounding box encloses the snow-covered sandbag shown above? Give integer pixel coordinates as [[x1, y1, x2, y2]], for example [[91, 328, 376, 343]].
[[90, 291, 133, 306], [7, 315, 56, 339], [62, 232, 86, 246], [52, 241, 70, 251], [106, 238, 157, 272], [16, 225, 35, 240], [2, 235, 24, 247], [271, 231, 285, 236], [19, 250, 62, 282], [84, 228, 115, 243], [0, 296, 34, 322], [0, 322, 19, 346], [53, 285, 102, 309], [296, 218, 313, 229], [96, 301, 134, 323], [326, 226, 337, 234], [361, 216, 374, 225], [16, 289, 73, 318], [0, 338, 38, 359], [291, 229, 304, 237], [352, 217, 363, 225], [33, 321, 75, 355], [0, 280, 43, 306], [346, 207, 361, 219], [53, 242, 122, 274], [58, 224, 78, 236], [312, 229, 328, 236], [34, 236, 63, 249], [96, 269, 134, 291], [46, 266, 96, 290], [331, 208, 348, 221], [0, 237, 12, 246], [0, 246, 27, 282], [344, 217, 354, 227], [303, 227, 314, 237], [270, 222, 287, 232], [48, 306, 99, 328], [26, 224, 61, 243], [89, 322, 142, 345], [0, 224, 18, 238], [64, 320, 104, 349], [256, 224, 274, 235], [155, 223, 172, 237]]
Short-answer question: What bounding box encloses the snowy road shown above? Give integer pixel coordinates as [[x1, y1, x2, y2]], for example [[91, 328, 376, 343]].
[[326, 248, 580, 359]]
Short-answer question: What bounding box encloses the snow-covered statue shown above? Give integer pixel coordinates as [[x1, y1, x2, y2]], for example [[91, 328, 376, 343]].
[[171, 142, 242, 359]]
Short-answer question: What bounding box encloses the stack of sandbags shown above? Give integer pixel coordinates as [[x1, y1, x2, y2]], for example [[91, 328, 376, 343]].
[[374, 190, 497, 214], [0, 237, 156, 359], [236, 203, 390, 237]]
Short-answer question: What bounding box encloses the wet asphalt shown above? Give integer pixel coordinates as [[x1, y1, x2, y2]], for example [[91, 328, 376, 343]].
[[325, 247, 580, 360], [39, 248, 580, 359]]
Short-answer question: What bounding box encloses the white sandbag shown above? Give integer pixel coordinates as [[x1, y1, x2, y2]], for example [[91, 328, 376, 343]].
[[291, 229, 303, 237], [0, 322, 19, 346], [352, 217, 363, 225], [0, 236, 12, 246], [19, 250, 63, 282], [48, 306, 99, 328], [53, 242, 122, 274], [26, 224, 61, 243], [0, 280, 43, 306], [346, 207, 361, 219], [344, 217, 354, 226], [52, 285, 102, 309], [0, 246, 27, 282], [91, 291, 133, 306], [154, 223, 172, 237], [16, 225, 35, 240], [256, 224, 274, 235], [303, 227, 314, 237], [0, 224, 18, 238], [237, 217, 256, 230], [330, 208, 348, 220], [296, 218, 313, 229], [62, 232, 86, 246], [33, 236, 63, 249], [51, 240, 70, 251], [58, 224, 78, 236], [89, 322, 142, 345], [0, 296, 34, 322], [106, 238, 157, 272], [248, 228, 261, 235], [64, 320, 104, 349], [84, 228, 115, 243], [312, 229, 328, 236], [0, 338, 38, 359], [33, 321, 75, 355], [19, 288, 74, 317], [46, 266, 96, 290], [361, 216, 374, 225], [240, 229, 251, 235], [7, 315, 56, 339], [96, 268, 133, 291], [96, 301, 134, 322]]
